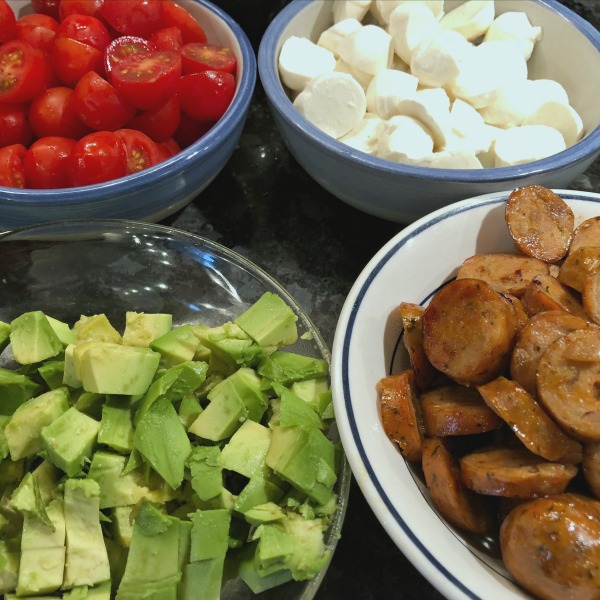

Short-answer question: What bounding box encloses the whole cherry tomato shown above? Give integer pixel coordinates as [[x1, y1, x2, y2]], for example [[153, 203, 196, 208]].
[[161, 0, 206, 44], [51, 36, 104, 86], [56, 13, 111, 51], [29, 86, 91, 139], [177, 70, 235, 122], [59, 0, 104, 21], [0, 0, 18, 42], [100, 0, 163, 38], [0, 103, 33, 147], [16, 13, 59, 53], [69, 130, 127, 186], [24, 136, 76, 188], [0, 143, 26, 188], [148, 26, 182, 52]]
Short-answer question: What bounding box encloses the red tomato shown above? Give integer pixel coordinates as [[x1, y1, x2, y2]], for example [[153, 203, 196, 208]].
[[24, 136, 76, 188], [59, 0, 104, 21], [178, 70, 235, 123], [51, 36, 104, 86], [56, 14, 111, 52], [0, 143, 26, 188], [173, 112, 213, 149], [110, 49, 181, 110], [0, 0, 18, 42], [100, 0, 163, 38], [161, 0, 206, 44], [69, 130, 127, 185], [156, 137, 180, 161], [29, 86, 91, 139], [126, 94, 180, 142], [148, 26, 182, 52], [0, 103, 33, 147], [181, 43, 236, 75], [31, 0, 60, 20], [72, 71, 136, 131], [0, 40, 51, 103], [104, 35, 153, 76], [16, 13, 59, 53], [115, 128, 160, 174]]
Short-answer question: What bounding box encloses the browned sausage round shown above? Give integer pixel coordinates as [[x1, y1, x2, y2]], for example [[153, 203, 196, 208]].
[[569, 215, 600, 255], [500, 493, 600, 600], [521, 273, 588, 319], [583, 442, 600, 500], [582, 268, 600, 325], [558, 246, 600, 292]]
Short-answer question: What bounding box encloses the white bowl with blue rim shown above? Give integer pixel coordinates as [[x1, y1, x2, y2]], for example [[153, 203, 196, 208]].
[[0, 0, 256, 230], [330, 188, 600, 600], [258, 0, 600, 224]]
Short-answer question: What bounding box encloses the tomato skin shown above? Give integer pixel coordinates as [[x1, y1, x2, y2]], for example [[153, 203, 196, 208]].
[[178, 70, 235, 123], [29, 86, 91, 139], [148, 26, 182, 52], [59, 0, 105, 21], [69, 130, 127, 186], [181, 43, 236, 75], [56, 14, 111, 52], [1, 0, 19, 42], [104, 35, 153, 76], [0, 103, 33, 147], [24, 135, 76, 188], [115, 127, 160, 174], [0, 143, 26, 188], [0, 40, 51, 103], [156, 137, 180, 161], [161, 0, 206, 44], [173, 112, 213, 149], [100, 0, 163, 38], [126, 94, 180, 142], [16, 13, 59, 53], [31, 0, 60, 20], [51, 36, 104, 86]]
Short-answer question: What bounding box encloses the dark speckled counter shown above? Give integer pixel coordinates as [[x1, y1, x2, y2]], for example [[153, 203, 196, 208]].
[[162, 1, 600, 597]]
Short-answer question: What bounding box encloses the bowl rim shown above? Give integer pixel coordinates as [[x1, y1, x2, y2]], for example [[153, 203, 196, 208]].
[[258, 0, 600, 183], [330, 188, 600, 600], [0, 0, 257, 204]]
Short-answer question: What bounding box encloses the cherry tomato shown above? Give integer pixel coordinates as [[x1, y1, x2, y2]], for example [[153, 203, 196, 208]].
[[0, 143, 26, 187], [115, 128, 160, 174], [59, 0, 104, 21], [0, 40, 51, 103], [173, 112, 213, 149], [56, 14, 111, 52], [31, 0, 60, 20], [104, 35, 153, 76], [161, 0, 206, 44], [69, 130, 127, 186], [29, 86, 91, 139], [178, 70, 235, 123], [24, 135, 76, 188], [100, 0, 163, 38], [51, 36, 104, 86], [16, 13, 59, 53], [72, 71, 135, 131], [148, 26, 182, 52], [156, 137, 180, 161], [181, 43, 236, 75], [110, 49, 181, 110], [0, 103, 33, 147], [126, 94, 180, 142], [0, 0, 18, 42]]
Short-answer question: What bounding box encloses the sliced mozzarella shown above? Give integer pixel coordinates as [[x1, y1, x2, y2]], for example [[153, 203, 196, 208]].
[[484, 11, 542, 60], [375, 0, 444, 24], [494, 125, 566, 167], [278, 36, 336, 92], [332, 0, 372, 24], [340, 113, 385, 154], [335, 57, 373, 89], [388, 3, 441, 65], [377, 115, 434, 162], [476, 124, 504, 168], [449, 98, 493, 154], [337, 24, 393, 77], [317, 18, 363, 58], [404, 148, 484, 169], [439, 0, 495, 41], [366, 69, 419, 119], [523, 102, 584, 147], [293, 72, 367, 139]]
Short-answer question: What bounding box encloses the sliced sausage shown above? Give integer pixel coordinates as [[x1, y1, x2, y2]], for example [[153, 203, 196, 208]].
[[456, 253, 550, 297], [499, 293, 529, 333], [582, 269, 600, 325], [510, 309, 596, 397], [459, 445, 578, 498], [500, 493, 600, 600], [521, 273, 588, 319], [421, 384, 503, 437], [505, 185, 574, 263], [477, 376, 582, 464], [582, 442, 600, 500], [377, 370, 424, 462], [558, 246, 600, 292], [537, 328, 600, 442], [422, 437, 494, 535], [422, 278, 518, 386], [569, 215, 600, 255]]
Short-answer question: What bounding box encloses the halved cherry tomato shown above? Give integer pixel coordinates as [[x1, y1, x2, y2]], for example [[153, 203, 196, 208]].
[[173, 112, 213, 149], [161, 0, 206, 44], [104, 35, 153, 76], [126, 94, 180, 142], [59, 0, 104, 21], [0, 143, 26, 187], [72, 71, 136, 131], [100, 0, 163, 38], [115, 128, 160, 174], [0, 0, 17, 42], [31, 0, 60, 20], [181, 43, 236, 75], [69, 130, 127, 185], [156, 137, 180, 161], [0, 103, 33, 147], [16, 13, 59, 53], [148, 26, 182, 52], [29, 86, 91, 139], [178, 70, 235, 122], [51, 36, 104, 86], [56, 14, 111, 51], [0, 40, 51, 103], [24, 135, 76, 188], [110, 49, 181, 110]]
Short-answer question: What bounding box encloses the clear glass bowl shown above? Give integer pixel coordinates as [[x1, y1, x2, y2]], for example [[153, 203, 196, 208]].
[[0, 219, 350, 600]]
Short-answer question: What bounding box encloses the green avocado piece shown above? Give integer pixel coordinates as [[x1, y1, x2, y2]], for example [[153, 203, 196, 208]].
[[178, 394, 203, 429], [73, 392, 104, 420], [189, 509, 231, 562], [37, 360, 65, 390], [46, 316, 76, 346], [243, 502, 286, 526], [0, 538, 20, 595], [0, 321, 10, 354], [122, 312, 173, 348], [258, 351, 329, 387], [0, 368, 42, 416], [273, 383, 324, 430], [237, 542, 293, 594], [98, 396, 134, 454], [111, 505, 135, 548], [150, 325, 200, 366], [290, 378, 332, 416], [233, 473, 286, 515], [9, 311, 63, 365], [181, 556, 225, 600], [187, 446, 223, 502], [219, 420, 271, 478], [73, 314, 122, 344], [62, 344, 82, 389]]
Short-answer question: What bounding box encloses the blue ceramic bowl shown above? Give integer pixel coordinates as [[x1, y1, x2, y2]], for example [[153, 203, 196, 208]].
[[0, 0, 256, 230], [258, 0, 600, 223]]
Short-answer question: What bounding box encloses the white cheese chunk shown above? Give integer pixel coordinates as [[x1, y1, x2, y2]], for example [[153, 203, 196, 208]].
[[366, 69, 419, 119], [449, 98, 493, 155], [375, 0, 444, 24], [278, 36, 336, 92], [484, 11, 542, 60], [494, 125, 567, 167], [337, 24, 393, 77], [340, 113, 385, 154], [439, 0, 495, 41], [335, 57, 373, 89], [332, 0, 372, 24], [523, 101, 584, 147], [318, 18, 363, 58], [377, 115, 434, 162], [404, 148, 484, 169]]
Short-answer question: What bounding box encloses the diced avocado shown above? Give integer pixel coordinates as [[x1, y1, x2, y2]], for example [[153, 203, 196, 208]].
[[273, 383, 324, 430], [0, 418, 9, 462], [98, 396, 134, 454], [0, 321, 10, 353], [237, 542, 293, 594], [235, 292, 298, 348], [63, 479, 111, 589], [41, 407, 100, 477], [178, 394, 203, 429], [77, 343, 160, 395], [0, 459, 24, 487], [187, 391, 245, 442], [243, 502, 286, 526], [192, 488, 237, 512], [233, 473, 286, 515], [133, 397, 192, 490], [46, 316, 76, 346], [208, 366, 267, 422], [5, 387, 69, 461], [252, 521, 293, 570], [258, 351, 329, 386], [10, 472, 50, 526], [187, 446, 223, 502], [73, 314, 122, 344], [189, 509, 231, 562], [0, 368, 42, 416], [181, 556, 225, 600], [73, 392, 104, 420], [9, 311, 63, 365], [38, 360, 65, 389], [150, 325, 199, 366], [0, 538, 20, 594], [63, 344, 82, 388], [62, 580, 112, 600], [111, 505, 135, 548], [220, 420, 271, 478], [291, 378, 332, 416], [17, 498, 66, 596], [177, 520, 192, 595], [122, 312, 173, 348]]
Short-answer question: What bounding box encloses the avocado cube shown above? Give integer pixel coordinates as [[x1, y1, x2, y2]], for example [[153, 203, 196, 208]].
[[73, 392, 104, 420], [73, 314, 122, 344], [189, 509, 231, 562], [220, 420, 271, 478], [187, 446, 223, 501], [5, 387, 69, 461], [62, 344, 82, 389], [208, 367, 267, 423], [41, 407, 100, 477], [291, 378, 332, 416], [181, 557, 225, 600], [46, 316, 76, 346], [192, 488, 237, 512], [98, 396, 134, 453], [274, 383, 324, 430], [0, 538, 20, 594], [233, 474, 286, 515], [38, 360, 65, 390], [0, 368, 42, 416], [258, 351, 329, 386], [252, 522, 293, 569], [178, 394, 203, 429], [9, 311, 63, 365], [237, 543, 293, 594], [111, 505, 135, 548], [187, 390, 246, 442], [243, 502, 286, 526], [150, 325, 199, 366], [0, 321, 10, 354], [122, 312, 172, 347]]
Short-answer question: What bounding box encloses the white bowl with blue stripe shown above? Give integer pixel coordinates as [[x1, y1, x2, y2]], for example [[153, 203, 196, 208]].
[[331, 189, 600, 600]]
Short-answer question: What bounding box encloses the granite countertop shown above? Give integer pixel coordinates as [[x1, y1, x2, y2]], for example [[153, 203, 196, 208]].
[[162, 1, 600, 597]]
